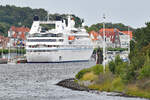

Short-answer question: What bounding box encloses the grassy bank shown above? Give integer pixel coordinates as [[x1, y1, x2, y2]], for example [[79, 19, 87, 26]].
[[75, 64, 150, 99]]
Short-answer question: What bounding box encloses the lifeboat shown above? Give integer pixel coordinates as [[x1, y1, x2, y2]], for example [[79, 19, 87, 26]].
[[68, 36, 75, 40]]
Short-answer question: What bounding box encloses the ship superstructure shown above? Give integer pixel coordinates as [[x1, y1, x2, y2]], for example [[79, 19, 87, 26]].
[[26, 16, 94, 62]]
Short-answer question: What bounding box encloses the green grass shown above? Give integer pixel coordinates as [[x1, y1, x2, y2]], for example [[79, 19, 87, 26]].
[[81, 72, 98, 81], [75, 64, 103, 79], [88, 76, 150, 98], [76, 64, 150, 99]]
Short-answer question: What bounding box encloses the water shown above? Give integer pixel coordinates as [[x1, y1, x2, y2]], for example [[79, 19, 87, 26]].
[[0, 62, 147, 100], [1, 53, 24, 59]]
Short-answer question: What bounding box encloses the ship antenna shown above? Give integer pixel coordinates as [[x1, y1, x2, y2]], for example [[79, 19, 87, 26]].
[[47, 11, 49, 21]]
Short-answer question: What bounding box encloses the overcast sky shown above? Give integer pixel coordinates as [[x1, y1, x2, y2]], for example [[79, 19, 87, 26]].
[[1, 0, 150, 28]]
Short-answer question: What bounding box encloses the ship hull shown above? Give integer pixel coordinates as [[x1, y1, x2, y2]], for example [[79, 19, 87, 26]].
[[26, 48, 93, 63]]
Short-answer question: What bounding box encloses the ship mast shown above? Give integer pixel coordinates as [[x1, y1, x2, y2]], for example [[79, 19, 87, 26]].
[[47, 11, 49, 21]]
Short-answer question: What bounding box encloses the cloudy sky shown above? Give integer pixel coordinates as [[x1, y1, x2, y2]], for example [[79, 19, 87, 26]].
[[0, 0, 150, 28]]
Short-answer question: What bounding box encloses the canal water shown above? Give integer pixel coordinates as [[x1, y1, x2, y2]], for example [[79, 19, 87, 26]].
[[0, 62, 147, 100]]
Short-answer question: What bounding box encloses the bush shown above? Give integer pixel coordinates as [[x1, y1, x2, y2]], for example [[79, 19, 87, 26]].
[[82, 72, 98, 81], [75, 64, 104, 79], [120, 64, 136, 83], [112, 77, 125, 92], [91, 64, 103, 75], [108, 55, 126, 75], [139, 65, 150, 79], [115, 62, 128, 75], [115, 55, 123, 66], [75, 68, 91, 79], [109, 61, 115, 74]]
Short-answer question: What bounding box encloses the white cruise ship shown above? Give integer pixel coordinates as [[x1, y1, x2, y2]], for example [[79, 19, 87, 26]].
[[26, 15, 94, 62]]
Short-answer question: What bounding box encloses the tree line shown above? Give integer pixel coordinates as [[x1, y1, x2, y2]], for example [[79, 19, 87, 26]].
[[0, 5, 82, 37], [85, 22, 135, 33]]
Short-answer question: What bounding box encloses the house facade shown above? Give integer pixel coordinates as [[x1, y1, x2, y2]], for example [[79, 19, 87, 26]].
[[8, 26, 30, 47], [0, 35, 9, 48], [89, 28, 132, 48]]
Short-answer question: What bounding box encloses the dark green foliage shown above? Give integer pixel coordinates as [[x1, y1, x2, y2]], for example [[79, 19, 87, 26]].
[[107, 48, 128, 51], [92, 64, 104, 75], [130, 40, 136, 52], [138, 53, 150, 79], [85, 23, 135, 33], [75, 68, 91, 79], [108, 55, 136, 83], [133, 22, 150, 51], [0, 22, 10, 37], [108, 22, 150, 82], [114, 55, 123, 66], [109, 61, 115, 74], [139, 65, 150, 79], [75, 64, 103, 79], [0, 5, 47, 36], [0, 5, 82, 36], [120, 64, 136, 83]]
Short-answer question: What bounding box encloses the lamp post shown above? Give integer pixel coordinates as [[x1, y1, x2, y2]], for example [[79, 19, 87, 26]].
[[1, 39, 4, 58], [128, 26, 130, 64], [103, 14, 106, 72]]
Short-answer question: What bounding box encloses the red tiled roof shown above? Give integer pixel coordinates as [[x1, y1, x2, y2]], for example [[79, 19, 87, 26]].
[[121, 31, 132, 39], [89, 31, 99, 40], [10, 26, 30, 40], [20, 32, 26, 40], [90, 28, 132, 42], [10, 26, 30, 33], [99, 28, 117, 43]]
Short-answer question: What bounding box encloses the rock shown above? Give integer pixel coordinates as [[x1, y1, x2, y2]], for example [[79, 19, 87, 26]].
[[56, 78, 90, 92]]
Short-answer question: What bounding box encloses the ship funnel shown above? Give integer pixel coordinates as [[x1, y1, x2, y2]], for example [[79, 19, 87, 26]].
[[33, 16, 39, 21]]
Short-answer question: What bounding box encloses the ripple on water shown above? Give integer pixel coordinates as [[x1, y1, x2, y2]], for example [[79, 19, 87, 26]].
[[0, 62, 147, 100]]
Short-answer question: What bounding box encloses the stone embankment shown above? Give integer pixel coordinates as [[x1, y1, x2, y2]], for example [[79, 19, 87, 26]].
[[56, 78, 91, 92], [56, 78, 141, 98]]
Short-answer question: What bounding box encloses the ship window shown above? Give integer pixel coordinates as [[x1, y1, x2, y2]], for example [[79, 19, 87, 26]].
[[59, 39, 64, 42], [31, 50, 58, 52], [28, 39, 56, 42], [69, 41, 72, 44], [40, 24, 55, 30], [57, 33, 63, 37]]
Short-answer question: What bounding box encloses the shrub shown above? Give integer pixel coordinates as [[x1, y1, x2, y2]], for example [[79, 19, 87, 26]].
[[75, 68, 91, 79], [75, 64, 104, 79], [115, 62, 128, 75], [90, 64, 103, 75], [120, 64, 136, 83], [137, 79, 150, 91], [139, 65, 150, 79], [112, 77, 125, 92], [109, 61, 115, 74], [97, 72, 113, 84], [81, 72, 98, 81], [115, 55, 123, 66]]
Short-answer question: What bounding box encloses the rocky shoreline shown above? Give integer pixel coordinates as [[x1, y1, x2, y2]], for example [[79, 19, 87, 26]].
[[56, 78, 145, 99], [56, 78, 91, 92]]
